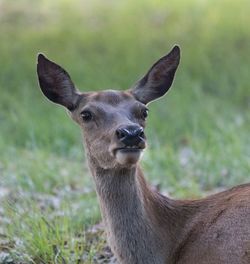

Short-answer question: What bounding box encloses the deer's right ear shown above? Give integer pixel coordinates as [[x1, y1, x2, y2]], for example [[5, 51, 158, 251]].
[[37, 54, 80, 111]]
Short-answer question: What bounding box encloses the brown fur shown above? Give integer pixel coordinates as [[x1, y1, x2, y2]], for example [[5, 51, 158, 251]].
[[37, 46, 250, 263]]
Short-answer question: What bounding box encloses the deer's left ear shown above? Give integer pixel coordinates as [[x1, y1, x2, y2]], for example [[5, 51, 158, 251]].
[[37, 54, 80, 111], [130, 45, 180, 104]]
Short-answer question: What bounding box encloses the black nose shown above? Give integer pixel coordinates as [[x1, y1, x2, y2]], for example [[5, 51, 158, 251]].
[[116, 125, 145, 146]]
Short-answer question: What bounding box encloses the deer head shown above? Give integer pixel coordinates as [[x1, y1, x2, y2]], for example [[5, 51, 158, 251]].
[[37, 46, 180, 170]]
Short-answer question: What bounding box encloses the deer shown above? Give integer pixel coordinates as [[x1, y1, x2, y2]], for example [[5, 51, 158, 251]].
[[37, 46, 250, 264]]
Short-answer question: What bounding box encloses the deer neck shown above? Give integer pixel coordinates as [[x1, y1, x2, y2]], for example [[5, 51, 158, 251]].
[[87, 157, 182, 263]]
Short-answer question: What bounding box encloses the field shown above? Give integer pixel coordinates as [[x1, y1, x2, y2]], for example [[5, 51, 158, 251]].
[[0, 0, 249, 263]]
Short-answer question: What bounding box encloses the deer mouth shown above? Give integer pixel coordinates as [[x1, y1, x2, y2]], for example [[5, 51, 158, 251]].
[[114, 143, 145, 153], [113, 146, 145, 165], [116, 146, 144, 153]]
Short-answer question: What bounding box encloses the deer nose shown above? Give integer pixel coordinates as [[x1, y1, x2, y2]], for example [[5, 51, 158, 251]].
[[116, 125, 145, 146]]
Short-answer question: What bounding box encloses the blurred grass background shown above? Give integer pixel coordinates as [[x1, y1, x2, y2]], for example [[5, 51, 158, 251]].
[[0, 0, 249, 262]]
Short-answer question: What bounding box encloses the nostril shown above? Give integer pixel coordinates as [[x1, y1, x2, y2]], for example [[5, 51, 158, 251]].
[[139, 130, 145, 138], [116, 128, 126, 139]]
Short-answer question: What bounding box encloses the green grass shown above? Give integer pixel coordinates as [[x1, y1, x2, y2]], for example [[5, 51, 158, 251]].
[[0, 0, 250, 263]]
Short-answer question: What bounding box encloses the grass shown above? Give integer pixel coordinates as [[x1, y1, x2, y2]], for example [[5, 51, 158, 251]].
[[0, 0, 249, 262]]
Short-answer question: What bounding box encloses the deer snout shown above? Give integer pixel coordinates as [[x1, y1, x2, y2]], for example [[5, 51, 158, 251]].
[[116, 125, 145, 147]]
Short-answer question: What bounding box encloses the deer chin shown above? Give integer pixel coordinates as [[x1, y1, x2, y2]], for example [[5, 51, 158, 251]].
[[115, 148, 143, 166]]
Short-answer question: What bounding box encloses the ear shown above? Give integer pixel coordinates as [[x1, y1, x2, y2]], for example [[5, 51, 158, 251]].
[[131, 45, 180, 104], [37, 54, 80, 111]]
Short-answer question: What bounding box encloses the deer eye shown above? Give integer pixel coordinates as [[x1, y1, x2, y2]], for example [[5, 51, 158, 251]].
[[80, 110, 93, 122], [141, 108, 149, 120]]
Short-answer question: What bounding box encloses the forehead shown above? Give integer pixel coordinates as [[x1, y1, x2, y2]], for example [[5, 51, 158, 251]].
[[79, 90, 138, 109], [89, 90, 134, 105]]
